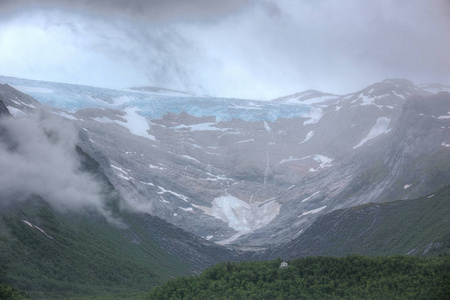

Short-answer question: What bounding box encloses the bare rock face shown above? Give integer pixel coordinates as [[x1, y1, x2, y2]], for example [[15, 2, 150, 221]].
[[0, 76, 448, 249], [0, 99, 11, 117]]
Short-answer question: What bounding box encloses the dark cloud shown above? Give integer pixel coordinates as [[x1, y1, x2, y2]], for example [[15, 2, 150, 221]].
[[0, 0, 448, 99], [0, 0, 253, 22]]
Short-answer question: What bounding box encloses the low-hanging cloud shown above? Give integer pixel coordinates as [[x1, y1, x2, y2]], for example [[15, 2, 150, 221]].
[[0, 111, 120, 224]]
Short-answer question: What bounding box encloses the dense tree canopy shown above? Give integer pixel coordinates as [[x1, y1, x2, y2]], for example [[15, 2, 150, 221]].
[[149, 255, 450, 299]]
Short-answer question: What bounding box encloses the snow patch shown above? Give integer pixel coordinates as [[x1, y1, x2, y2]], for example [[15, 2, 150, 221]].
[[116, 107, 156, 141], [301, 191, 320, 202], [423, 242, 436, 255], [159, 197, 170, 203], [181, 155, 200, 163], [194, 194, 281, 239], [22, 220, 54, 239], [437, 112, 450, 119], [263, 121, 272, 133], [190, 143, 202, 149], [404, 184, 411, 189], [308, 155, 334, 172], [179, 207, 193, 212], [157, 186, 189, 202], [53, 111, 78, 120], [11, 99, 36, 109], [6, 106, 25, 116], [442, 142, 450, 147], [353, 117, 391, 149], [299, 130, 314, 144], [299, 205, 327, 217], [392, 91, 406, 99], [357, 94, 376, 106], [111, 164, 133, 181], [92, 116, 114, 124], [237, 139, 255, 144], [279, 154, 333, 170], [204, 173, 234, 183], [406, 248, 416, 255], [22, 220, 33, 227], [149, 164, 166, 170], [303, 107, 323, 125], [176, 122, 227, 132], [219, 130, 242, 138]]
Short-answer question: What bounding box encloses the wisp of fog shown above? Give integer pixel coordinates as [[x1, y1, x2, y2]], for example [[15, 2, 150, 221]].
[[0, 111, 120, 224]]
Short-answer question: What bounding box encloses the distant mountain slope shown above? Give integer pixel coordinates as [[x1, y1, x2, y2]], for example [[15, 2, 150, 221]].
[[0, 77, 449, 298], [0, 76, 448, 249], [0, 115, 240, 298], [266, 185, 450, 260]]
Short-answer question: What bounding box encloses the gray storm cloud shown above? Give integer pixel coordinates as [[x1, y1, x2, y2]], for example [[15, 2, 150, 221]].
[[0, 0, 449, 99], [0, 112, 118, 223], [0, 0, 251, 22]]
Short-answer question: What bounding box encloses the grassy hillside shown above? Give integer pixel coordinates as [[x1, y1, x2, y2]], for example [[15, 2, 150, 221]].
[[149, 255, 450, 299], [0, 199, 191, 299]]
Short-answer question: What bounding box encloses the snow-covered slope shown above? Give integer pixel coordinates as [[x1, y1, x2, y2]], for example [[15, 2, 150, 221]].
[[1, 76, 448, 248]]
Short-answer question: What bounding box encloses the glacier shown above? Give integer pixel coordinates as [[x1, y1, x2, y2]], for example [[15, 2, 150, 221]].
[[1, 76, 313, 122]]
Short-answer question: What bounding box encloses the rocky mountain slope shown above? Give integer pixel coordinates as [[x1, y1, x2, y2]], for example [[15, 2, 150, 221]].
[[0, 76, 449, 249], [0, 107, 243, 298], [265, 184, 450, 260]]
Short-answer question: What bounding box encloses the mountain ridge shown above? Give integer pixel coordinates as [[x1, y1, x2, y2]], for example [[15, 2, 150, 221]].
[[0, 77, 449, 298], [0, 75, 448, 248]]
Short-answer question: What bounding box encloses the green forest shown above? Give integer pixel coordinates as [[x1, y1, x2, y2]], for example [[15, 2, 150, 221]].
[[149, 255, 450, 299]]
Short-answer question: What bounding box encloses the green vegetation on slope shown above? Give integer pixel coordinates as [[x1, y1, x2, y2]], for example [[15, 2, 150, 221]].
[[149, 255, 450, 299], [0, 145, 192, 299], [0, 283, 30, 299], [0, 200, 191, 299]]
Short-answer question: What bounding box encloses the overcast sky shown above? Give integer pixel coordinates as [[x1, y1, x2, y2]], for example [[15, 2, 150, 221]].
[[0, 0, 449, 99]]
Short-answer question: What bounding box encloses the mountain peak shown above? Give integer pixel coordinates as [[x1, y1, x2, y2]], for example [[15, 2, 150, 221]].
[[272, 89, 339, 105]]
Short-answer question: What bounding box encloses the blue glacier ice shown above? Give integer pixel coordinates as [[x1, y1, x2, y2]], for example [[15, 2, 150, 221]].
[[0, 76, 312, 122]]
